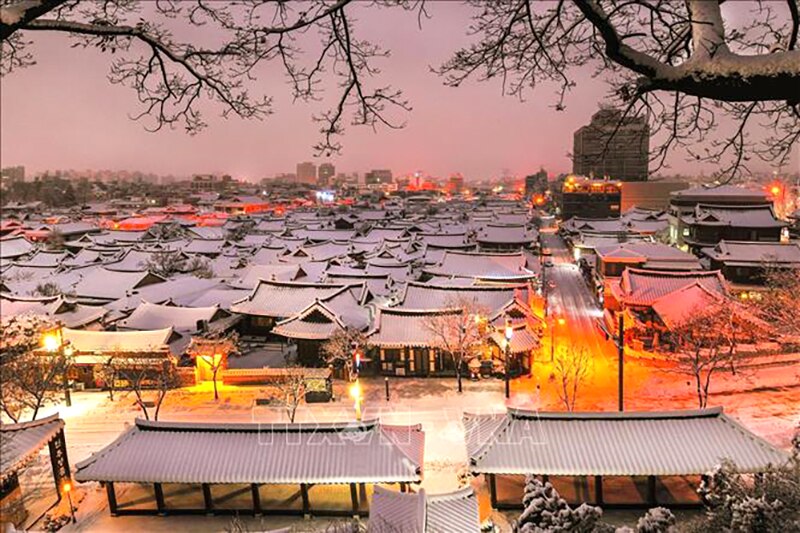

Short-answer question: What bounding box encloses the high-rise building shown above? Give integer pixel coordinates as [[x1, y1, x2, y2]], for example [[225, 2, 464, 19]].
[[296, 162, 317, 184], [573, 107, 649, 181], [318, 163, 335, 187], [365, 169, 393, 186]]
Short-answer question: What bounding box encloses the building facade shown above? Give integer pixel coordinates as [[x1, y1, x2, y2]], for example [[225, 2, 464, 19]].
[[296, 162, 317, 184], [365, 169, 393, 186], [573, 108, 649, 181], [317, 162, 335, 187]]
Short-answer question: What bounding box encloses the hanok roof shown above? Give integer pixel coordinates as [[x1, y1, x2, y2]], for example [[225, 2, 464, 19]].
[[0, 235, 34, 260], [369, 486, 480, 533], [0, 295, 107, 328], [116, 302, 221, 333], [682, 204, 785, 229], [75, 418, 423, 485], [595, 243, 701, 271], [425, 251, 535, 280], [701, 240, 800, 267], [465, 407, 788, 476], [612, 268, 727, 307], [396, 282, 526, 316], [272, 289, 370, 340], [1, 415, 65, 483], [368, 307, 460, 348], [230, 280, 352, 318], [62, 327, 172, 353], [489, 323, 539, 353], [476, 224, 537, 245], [72, 267, 165, 301]]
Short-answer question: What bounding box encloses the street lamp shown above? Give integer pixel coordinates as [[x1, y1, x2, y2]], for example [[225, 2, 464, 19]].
[[62, 480, 77, 523], [504, 319, 513, 399], [42, 328, 72, 408], [348, 380, 362, 421], [550, 316, 565, 362]]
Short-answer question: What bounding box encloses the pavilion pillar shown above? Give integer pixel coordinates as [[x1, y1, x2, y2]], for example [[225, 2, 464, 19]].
[[106, 482, 118, 516], [202, 483, 213, 514], [594, 476, 603, 505], [488, 474, 497, 508], [251, 484, 262, 516], [542, 474, 549, 484], [647, 476, 657, 506], [154, 483, 166, 515], [400, 482, 407, 493], [350, 483, 359, 516], [301, 483, 310, 518]]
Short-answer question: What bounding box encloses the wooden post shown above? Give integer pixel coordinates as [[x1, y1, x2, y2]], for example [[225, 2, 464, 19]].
[[301, 484, 310, 518], [106, 482, 118, 516], [594, 476, 603, 505], [202, 483, 213, 514], [542, 474, 549, 483], [488, 474, 497, 508], [400, 482, 407, 493], [154, 483, 166, 515], [350, 483, 359, 516], [251, 484, 262, 516], [647, 476, 657, 505]]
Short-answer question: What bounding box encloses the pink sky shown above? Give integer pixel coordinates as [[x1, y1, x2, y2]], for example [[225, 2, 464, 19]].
[[0, 3, 793, 180]]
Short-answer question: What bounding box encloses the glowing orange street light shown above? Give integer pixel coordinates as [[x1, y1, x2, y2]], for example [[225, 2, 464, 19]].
[[62, 480, 77, 523], [42, 332, 61, 352], [348, 380, 363, 421], [557, 317, 566, 327]]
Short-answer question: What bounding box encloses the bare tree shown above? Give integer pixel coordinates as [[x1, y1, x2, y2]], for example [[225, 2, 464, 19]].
[[273, 367, 306, 424], [3, 1, 794, 167], [422, 297, 488, 393], [187, 256, 214, 279], [438, 1, 800, 181], [0, 315, 66, 422], [659, 301, 764, 408], [552, 344, 592, 411], [753, 268, 800, 337], [115, 357, 178, 421], [188, 331, 239, 401], [145, 250, 188, 278], [321, 327, 367, 382]]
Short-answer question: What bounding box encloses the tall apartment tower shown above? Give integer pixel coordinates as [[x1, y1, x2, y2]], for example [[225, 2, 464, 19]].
[[296, 162, 317, 184], [317, 162, 335, 187], [573, 107, 650, 181]]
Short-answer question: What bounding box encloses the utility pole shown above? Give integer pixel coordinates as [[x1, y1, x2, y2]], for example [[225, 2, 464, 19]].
[[617, 314, 624, 412]]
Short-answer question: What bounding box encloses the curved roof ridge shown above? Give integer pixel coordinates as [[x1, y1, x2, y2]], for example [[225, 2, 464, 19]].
[[507, 406, 724, 420]]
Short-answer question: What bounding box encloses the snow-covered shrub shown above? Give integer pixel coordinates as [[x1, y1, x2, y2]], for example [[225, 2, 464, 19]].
[[517, 476, 602, 532], [636, 507, 676, 532]]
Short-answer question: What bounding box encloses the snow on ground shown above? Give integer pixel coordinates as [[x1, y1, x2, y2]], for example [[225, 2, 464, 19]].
[[17, 355, 798, 532]]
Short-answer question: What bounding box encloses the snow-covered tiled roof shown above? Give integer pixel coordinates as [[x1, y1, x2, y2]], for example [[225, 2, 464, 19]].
[[476, 224, 537, 245], [425, 251, 535, 280], [75, 418, 423, 484], [62, 326, 172, 353], [1, 415, 65, 483], [0, 235, 34, 260], [465, 407, 788, 476], [230, 280, 351, 318], [701, 240, 800, 266], [396, 282, 526, 315], [612, 268, 726, 307], [368, 307, 459, 348], [682, 204, 785, 228], [116, 301, 220, 333]]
